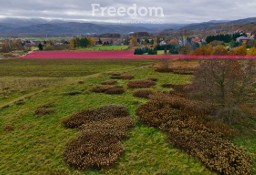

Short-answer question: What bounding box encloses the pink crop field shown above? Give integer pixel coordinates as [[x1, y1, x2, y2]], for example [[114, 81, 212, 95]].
[[21, 51, 256, 59]]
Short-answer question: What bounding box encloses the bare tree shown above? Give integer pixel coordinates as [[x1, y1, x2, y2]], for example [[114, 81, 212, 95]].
[[191, 60, 256, 123]]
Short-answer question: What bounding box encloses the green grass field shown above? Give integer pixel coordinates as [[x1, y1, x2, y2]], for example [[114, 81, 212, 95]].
[[77, 45, 129, 51], [0, 59, 255, 175]]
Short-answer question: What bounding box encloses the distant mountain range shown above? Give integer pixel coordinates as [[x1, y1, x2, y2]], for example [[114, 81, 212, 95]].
[[0, 18, 184, 36], [162, 17, 256, 36], [0, 17, 256, 36]]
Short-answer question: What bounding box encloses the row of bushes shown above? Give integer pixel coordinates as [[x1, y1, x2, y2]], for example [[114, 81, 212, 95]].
[[63, 105, 135, 170], [134, 48, 157, 55], [136, 93, 253, 175]]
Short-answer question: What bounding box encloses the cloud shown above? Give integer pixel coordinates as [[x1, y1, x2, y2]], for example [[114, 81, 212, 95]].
[[1, 0, 256, 23]]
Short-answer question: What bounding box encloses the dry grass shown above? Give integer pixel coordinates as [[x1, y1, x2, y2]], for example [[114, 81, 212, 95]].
[[155, 60, 200, 74]]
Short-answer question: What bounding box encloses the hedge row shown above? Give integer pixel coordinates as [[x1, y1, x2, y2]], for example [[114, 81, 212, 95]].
[[136, 94, 253, 175]]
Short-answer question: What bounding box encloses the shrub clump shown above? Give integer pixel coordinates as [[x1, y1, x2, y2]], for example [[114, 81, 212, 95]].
[[133, 89, 154, 99], [111, 74, 134, 80], [91, 85, 125, 95], [136, 93, 253, 175], [63, 105, 135, 170], [105, 86, 125, 95], [128, 80, 156, 89], [63, 105, 129, 128], [101, 80, 117, 85], [63, 133, 123, 170], [91, 85, 110, 93], [161, 84, 192, 95], [80, 117, 135, 139]]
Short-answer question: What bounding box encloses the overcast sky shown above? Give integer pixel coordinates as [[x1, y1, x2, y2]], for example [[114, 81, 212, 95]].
[[0, 0, 256, 23]]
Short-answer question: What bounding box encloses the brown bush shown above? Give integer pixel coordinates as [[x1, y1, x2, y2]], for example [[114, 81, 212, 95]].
[[105, 86, 125, 95], [169, 129, 253, 175], [128, 80, 156, 89], [133, 89, 154, 99], [63, 105, 129, 128], [91, 85, 125, 95], [63, 133, 123, 170], [111, 74, 134, 80], [80, 117, 135, 139], [63, 105, 135, 170], [155, 67, 173, 73], [101, 80, 117, 85], [148, 78, 158, 82], [136, 93, 253, 175], [162, 84, 192, 94], [91, 85, 110, 93]]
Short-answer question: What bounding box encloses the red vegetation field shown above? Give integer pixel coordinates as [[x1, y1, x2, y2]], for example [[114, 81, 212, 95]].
[[21, 51, 256, 59]]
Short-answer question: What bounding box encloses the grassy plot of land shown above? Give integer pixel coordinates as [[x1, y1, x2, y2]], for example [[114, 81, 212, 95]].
[[0, 60, 213, 175], [0, 59, 155, 107], [77, 45, 129, 51], [0, 59, 255, 175]]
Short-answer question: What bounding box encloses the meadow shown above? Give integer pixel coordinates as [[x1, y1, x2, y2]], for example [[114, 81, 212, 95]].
[[77, 45, 129, 51], [0, 58, 255, 175]]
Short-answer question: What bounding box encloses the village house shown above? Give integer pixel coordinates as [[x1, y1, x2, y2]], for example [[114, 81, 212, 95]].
[[236, 36, 254, 45]]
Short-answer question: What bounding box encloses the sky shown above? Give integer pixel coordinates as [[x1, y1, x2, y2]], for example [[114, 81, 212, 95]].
[[1, 0, 256, 24]]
